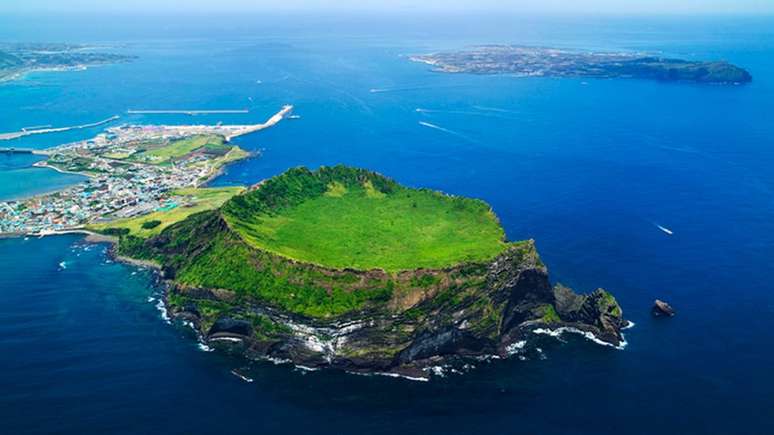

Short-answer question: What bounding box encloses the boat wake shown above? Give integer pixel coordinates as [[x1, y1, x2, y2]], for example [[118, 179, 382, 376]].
[[472, 105, 518, 114], [655, 224, 674, 235], [416, 107, 517, 120], [370, 84, 464, 94], [418, 121, 478, 143]]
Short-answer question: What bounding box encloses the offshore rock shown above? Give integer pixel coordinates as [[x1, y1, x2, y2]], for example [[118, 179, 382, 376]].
[[652, 299, 676, 317]]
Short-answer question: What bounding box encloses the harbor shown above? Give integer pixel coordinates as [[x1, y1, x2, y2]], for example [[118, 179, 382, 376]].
[[0, 115, 120, 141], [0, 105, 293, 236], [127, 109, 249, 115]]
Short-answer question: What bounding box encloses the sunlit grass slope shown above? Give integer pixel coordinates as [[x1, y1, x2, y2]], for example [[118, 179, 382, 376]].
[[223, 166, 508, 271], [89, 186, 244, 237], [129, 135, 230, 164]]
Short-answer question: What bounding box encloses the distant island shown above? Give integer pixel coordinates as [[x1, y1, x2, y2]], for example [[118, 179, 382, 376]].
[[411, 45, 752, 84], [108, 165, 628, 380], [0, 43, 135, 82]]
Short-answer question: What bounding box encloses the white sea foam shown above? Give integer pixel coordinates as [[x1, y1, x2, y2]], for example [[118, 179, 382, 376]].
[[231, 370, 254, 383], [58, 261, 67, 270], [427, 365, 447, 378], [473, 354, 501, 362], [197, 343, 213, 352], [155, 298, 170, 324], [345, 370, 429, 382], [375, 372, 430, 382], [622, 320, 636, 330], [505, 340, 527, 355], [210, 337, 243, 343], [532, 327, 628, 350], [265, 356, 293, 365]]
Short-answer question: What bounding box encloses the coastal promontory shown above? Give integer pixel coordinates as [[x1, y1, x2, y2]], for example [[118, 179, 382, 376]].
[[112, 165, 627, 379], [0, 43, 135, 82], [411, 45, 752, 84]]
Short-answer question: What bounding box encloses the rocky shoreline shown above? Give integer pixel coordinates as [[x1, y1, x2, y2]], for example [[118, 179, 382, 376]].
[[2, 210, 629, 381], [103, 166, 630, 380], [37, 228, 627, 381], [157, 241, 627, 380]]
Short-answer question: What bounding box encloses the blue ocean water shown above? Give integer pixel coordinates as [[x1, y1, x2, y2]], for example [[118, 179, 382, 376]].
[[1, 13, 773, 434], [0, 154, 86, 201]]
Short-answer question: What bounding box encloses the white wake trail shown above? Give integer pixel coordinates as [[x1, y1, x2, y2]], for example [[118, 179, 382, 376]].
[[417, 121, 478, 144]]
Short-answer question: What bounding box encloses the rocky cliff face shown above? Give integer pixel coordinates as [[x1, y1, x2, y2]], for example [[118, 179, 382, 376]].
[[124, 218, 626, 379], [114, 166, 628, 379]]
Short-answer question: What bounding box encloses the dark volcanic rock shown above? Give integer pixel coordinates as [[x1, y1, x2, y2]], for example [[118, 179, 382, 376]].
[[173, 243, 627, 377], [553, 285, 626, 346], [652, 299, 676, 317], [208, 318, 253, 338], [117, 166, 630, 379]]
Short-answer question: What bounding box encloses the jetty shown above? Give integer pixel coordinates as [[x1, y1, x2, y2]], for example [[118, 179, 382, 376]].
[[0, 116, 120, 141], [225, 105, 294, 141], [127, 109, 249, 115], [0, 147, 41, 155]]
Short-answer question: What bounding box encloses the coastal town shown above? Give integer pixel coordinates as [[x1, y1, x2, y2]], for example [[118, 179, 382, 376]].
[[0, 105, 292, 235]]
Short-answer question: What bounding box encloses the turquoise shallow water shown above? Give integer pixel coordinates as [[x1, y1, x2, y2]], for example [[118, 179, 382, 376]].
[[0, 154, 86, 201], [1, 14, 774, 434]]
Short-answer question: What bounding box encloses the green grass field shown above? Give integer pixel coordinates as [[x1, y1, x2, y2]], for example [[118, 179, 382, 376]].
[[89, 186, 244, 238], [227, 180, 508, 271], [130, 135, 226, 164]]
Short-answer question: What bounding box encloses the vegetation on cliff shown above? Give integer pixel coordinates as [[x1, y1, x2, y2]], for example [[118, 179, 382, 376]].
[[117, 166, 514, 318], [112, 165, 626, 376]]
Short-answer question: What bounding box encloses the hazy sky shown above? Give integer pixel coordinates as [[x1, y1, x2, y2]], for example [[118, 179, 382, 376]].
[[4, 0, 774, 14]]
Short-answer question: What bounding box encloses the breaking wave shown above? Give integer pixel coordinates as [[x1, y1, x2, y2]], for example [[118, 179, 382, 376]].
[[155, 298, 170, 324], [532, 327, 628, 350]]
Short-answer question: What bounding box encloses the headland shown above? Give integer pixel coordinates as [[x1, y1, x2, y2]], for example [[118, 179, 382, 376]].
[[109, 165, 628, 380], [0, 43, 135, 83]]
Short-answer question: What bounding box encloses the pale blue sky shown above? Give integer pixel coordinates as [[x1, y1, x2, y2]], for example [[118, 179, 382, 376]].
[[4, 0, 774, 14]]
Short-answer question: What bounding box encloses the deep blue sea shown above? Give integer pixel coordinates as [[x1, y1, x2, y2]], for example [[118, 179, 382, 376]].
[[1, 13, 773, 434]]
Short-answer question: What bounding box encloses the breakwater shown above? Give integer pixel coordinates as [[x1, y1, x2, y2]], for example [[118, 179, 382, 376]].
[[0, 115, 120, 141]]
